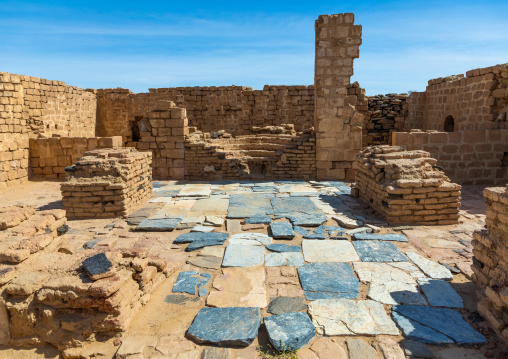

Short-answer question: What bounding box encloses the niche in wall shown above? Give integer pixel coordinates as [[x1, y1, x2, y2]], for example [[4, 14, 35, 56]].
[[444, 115, 455, 132]]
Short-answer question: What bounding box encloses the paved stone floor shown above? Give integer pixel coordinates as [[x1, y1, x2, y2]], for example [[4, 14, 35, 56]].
[[1, 180, 507, 359]]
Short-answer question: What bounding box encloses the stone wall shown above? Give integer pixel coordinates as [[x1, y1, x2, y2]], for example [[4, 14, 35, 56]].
[[472, 185, 508, 345], [96, 85, 315, 141], [0, 71, 97, 189], [314, 13, 363, 180], [354, 145, 461, 225], [393, 130, 508, 185], [184, 131, 316, 180], [30, 136, 122, 180], [61, 148, 152, 219], [405, 63, 508, 132]]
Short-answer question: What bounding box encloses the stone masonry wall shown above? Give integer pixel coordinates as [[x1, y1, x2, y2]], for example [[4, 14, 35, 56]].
[[405, 63, 508, 132], [0, 71, 97, 189], [314, 13, 363, 180], [472, 185, 508, 345], [30, 136, 123, 180], [61, 148, 152, 219], [354, 145, 461, 225], [393, 130, 508, 185], [96, 85, 315, 141]]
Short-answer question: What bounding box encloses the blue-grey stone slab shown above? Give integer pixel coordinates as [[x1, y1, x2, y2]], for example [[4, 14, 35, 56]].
[[252, 186, 278, 193], [267, 244, 301, 253], [244, 215, 272, 225], [326, 225, 346, 234], [198, 288, 208, 297], [82, 253, 113, 277], [197, 276, 210, 288], [172, 271, 200, 295], [392, 311, 453, 345], [270, 222, 295, 239], [264, 312, 315, 351], [293, 226, 310, 236], [303, 234, 328, 240], [353, 241, 408, 262], [289, 192, 320, 197], [136, 218, 181, 231], [352, 233, 408, 242], [401, 340, 433, 358], [285, 252, 305, 266], [174, 232, 229, 244], [164, 294, 200, 304], [316, 195, 351, 213], [418, 279, 464, 308], [345, 227, 373, 236], [313, 225, 327, 235], [222, 244, 265, 267], [185, 239, 225, 252], [267, 297, 308, 315], [228, 194, 274, 218], [393, 305, 487, 345], [271, 197, 319, 215], [187, 307, 261, 347], [335, 186, 351, 194], [265, 253, 288, 266], [330, 236, 349, 240], [297, 262, 360, 300], [201, 273, 212, 278], [287, 213, 328, 227]]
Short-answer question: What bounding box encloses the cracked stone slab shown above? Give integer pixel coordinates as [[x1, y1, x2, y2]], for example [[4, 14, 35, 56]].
[[266, 243, 301, 253], [353, 241, 408, 262], [228, 194, 273, 219], [264, 252, 305, 267], [308, 299, 399, 336], [264, 312, 316, 351], [417, 278, 464, 308], [229, 233, 272, 246], [187, 307, 261, 347], [352, 233, 408, 242], [136, 218, 181, 231], [244, 215, 272, 225], [297, 262, 359, 300], [302, 240, 360, 263], [392, 305, 487, 345], [222, 244, 265, 267], [172, 271, 200, 295], [406, 252, 453, 280], [353, 262, 427, 305], [174, 232, 229, 244]]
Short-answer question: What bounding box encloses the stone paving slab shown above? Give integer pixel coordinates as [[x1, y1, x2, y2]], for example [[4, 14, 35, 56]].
[[229, 233, 272, 246], [406, 252, 453, 280], [174, 232, 229, 244], [222, 244, 265, 267], [392, 305, 487, 345], [417, 278, 464, 308], [136, 218, 181, 231], [228, 194, 273, 218], [352, 233, 408, 242], [264, 312, 316, 351], [177, 185, 212, 197], [298, 262, 360, 300], [267, 297, 308, 315], [266, 243, 301, 253], [302, 240, 360, 263], [308, 299, 399, 336], [353, 241, 408, 262], [187, 307, 261, 347], [270, 222, 295, 239], [185, 240, 225, 252]]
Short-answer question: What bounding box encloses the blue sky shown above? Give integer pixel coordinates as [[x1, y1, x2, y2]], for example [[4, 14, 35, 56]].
[[1, 0, 507, 95]]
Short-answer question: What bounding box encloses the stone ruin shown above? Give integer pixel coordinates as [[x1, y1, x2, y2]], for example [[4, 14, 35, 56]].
[[354, 145, 461, 225], [472, 184, 508, 344], [0, 10, 507, 357], [61, 148, 152, 219]]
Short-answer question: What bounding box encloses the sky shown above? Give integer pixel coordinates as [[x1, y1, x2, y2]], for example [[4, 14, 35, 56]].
[[1, 0, 507, 95]]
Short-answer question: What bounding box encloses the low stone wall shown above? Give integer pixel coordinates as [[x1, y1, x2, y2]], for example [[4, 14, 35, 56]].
[[30, 136, 122, 179], [472, 185, 508, 344], [61, 148, 152, 219], [393, 130, 508, 185], [354, 145, 461, 225], [128, 101, 188, 180], [184, 131, 316, 180]]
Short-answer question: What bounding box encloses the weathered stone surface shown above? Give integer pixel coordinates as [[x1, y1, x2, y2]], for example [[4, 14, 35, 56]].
[[228, 194, 273, 218], [345, 227, 373, 236], [377, 337, 406, 359], [82, 253, 114, 280], [164, 294, 200, 304], [270, 222, 295, 239], [308, 299, 399, 336], [266, 244, 301, 253], [401, 340, 433, 358], [207, 267, 267, 308], [206, 215, 224, 227], [222, 244, 264, 267], [264, 312, 315, 351], [116, 337, 146, 358], [199, 246, 225, 258], [172, 271, 200, 295], [155, 336, 197, 356], [265, 253, 288, 267], [284, 252, 305, 266], [353, 262, 427, 305], [392, 305, 487, 345], [406, 252, 453, 280], [352, 233, 408, 242], [288, 213, 328, 227], [333, 214, 362, 229], [201, 348, 231, 359], [226, 219, 242, 233], [418, 279, 463, 308], [187, 256, 222, 270], [5, 271, 49, 296], [347, 339, 376, 359], [302, 338, 348, 359], [175, 232, 229, 244], [136, 218, 181, 231], [267, 297, 307, 315], [177, 186, 211, 197], [244, 215, 271, 225], [302, 240, 360, 263], [229, 232, 272, 246], [353, 241, 408, 262], [303, 234, 328, 240], [298, 262, 359, 300], [187, 307, 261, 347], [186, 240, 224, 252], [294, 226, 310, 236], [0, 302, 10, 345], [190, 225, 215, 233]]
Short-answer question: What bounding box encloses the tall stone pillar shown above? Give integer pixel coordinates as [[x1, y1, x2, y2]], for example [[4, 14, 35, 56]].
[[314, 13, 363, 180]]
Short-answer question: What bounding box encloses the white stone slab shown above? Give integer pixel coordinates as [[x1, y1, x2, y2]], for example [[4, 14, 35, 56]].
[[302, 240, 360, 263]]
